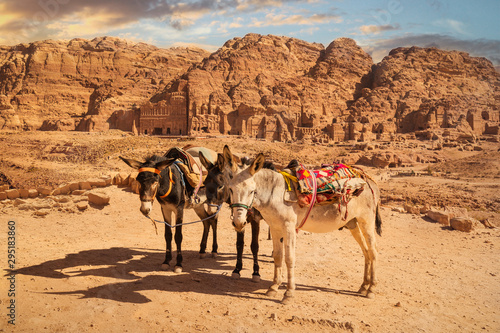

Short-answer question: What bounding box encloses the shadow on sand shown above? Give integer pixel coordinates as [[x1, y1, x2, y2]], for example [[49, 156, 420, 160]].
[[7, 247, 363, 303]]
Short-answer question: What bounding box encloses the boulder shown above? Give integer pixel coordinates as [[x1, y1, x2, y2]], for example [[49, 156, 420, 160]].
[[130, 179, 141, 194], [28, 189, 39, 198], [404, 203, 421, 215], [76, 202, 88, 211], [19, 189, 30, 198], [34, 209, 50, 217], [100, 175, 112, 186], [450, 217, 484, 232], [37, 186, 52, 196], [32, 199, 55, 210], [113, 172, 129, 186], [56, 184, 71, 195], [79, 182, 92, 190], [13, 198, 27, 206], [88, 178, 107, 187], [5, 189, 19, 199], [0, 192, 7, 200], [426, 209, 450, 225], [88, 192, 110, 206], [69, 182, 80, 192], [72, 190, 87, 195], [127, 172, 139, 186]]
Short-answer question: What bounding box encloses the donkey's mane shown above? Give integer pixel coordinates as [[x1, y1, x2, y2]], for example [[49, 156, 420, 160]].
[[144, 154, 168, 164], [240, 156, 276, 171]]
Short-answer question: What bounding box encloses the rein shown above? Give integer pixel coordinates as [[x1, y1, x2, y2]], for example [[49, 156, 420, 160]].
[[145, 203, 222, 234]]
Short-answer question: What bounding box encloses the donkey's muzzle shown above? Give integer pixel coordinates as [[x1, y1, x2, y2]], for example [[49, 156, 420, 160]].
[[140, 201, 152, 216], [231, 207, 248, 232]]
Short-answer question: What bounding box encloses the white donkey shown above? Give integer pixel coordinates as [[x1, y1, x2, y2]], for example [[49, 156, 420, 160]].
[[222, 145, 382, 304]]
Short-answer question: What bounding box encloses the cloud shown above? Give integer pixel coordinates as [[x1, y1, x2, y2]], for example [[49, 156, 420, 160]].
[[434, 19, 468, 36], [360, 34, 500, 66], [359, 24, 400, 35], [250, 12, 341, 27], [0, 0, 313, 44]]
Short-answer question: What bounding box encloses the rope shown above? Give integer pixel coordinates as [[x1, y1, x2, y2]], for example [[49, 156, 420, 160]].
[[145, 203, 222, 232]]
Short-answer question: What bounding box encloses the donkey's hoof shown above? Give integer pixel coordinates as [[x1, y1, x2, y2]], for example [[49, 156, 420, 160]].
[[211, 252, 218, 258], [357, 286, 368, 295], [160, 264, 170, 271], [251, 274, 261, 283], [199, 253, 206, 259], [366, 291, 375, 299], [231, 272, 240, 279], [281, 295, 294, 305], [266, 288, 278, 297], [174, 266, 183, 273]]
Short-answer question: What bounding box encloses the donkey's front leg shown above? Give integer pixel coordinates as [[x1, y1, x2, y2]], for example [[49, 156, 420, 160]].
[[232, 230, 244, 278], [173, 208, 184, 273], [210, 217, 218, 257], [266, 227, 284, 297], [199, 219, 210, 259], [160, 206, 173, 271], [250, 213, 261, 282], [281, 223, 297, 304]]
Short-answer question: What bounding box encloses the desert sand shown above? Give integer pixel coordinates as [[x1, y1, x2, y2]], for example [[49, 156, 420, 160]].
[[1, 131, 499, 332]]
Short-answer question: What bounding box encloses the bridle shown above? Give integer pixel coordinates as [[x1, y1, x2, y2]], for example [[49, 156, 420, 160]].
[[229, 190, 257, 217], [138, 167, 174, 202]]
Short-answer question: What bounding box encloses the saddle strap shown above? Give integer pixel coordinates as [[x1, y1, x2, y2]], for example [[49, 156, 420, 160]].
[[297, 165, 317, 232], [159, 168, 175, 199], [278, 170, 297, 191]]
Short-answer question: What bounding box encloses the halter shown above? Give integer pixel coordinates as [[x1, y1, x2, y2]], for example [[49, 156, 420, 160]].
[[138, 167, 174, 201], [229, 191, 257, 215]]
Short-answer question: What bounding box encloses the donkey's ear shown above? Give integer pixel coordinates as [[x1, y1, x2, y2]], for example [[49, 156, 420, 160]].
[[249, 153, 266, 175], [199, 151, 214, 170], [223, 145, 237, 172], [156, 158, 175, 171], [119, 156, 142, 169], [216, 153, 225, 170]]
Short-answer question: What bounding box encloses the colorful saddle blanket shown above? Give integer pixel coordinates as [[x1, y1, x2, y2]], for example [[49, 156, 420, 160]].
[[296, 163, 361, 194]]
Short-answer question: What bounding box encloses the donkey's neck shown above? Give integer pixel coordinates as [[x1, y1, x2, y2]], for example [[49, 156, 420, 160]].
[[253, 168, 284, 207]]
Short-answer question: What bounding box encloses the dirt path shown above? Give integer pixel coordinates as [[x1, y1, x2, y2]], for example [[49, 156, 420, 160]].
[[1, 185, 499, 332]]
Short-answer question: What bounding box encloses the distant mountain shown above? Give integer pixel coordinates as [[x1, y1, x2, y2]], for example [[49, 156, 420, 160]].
[[1, 34, 498, 143], [0, 36, 210, 131]]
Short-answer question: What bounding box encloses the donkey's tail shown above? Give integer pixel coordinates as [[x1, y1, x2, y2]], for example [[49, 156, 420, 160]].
[[375, 204, 382, 236]]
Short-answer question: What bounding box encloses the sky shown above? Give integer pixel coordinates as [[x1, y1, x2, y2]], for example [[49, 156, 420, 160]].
[[0, 0, 499, 66]]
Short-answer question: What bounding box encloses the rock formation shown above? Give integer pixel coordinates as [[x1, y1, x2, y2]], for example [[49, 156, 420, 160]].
[[0, 36, 210, 131], [145, 34, 499, 143], [148, 34, 373, 141], [349, 46, 500, 141], [1, 34, 499, 143]]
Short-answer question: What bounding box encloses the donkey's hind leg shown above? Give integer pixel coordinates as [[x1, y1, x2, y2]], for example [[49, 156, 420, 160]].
[[349, 221, 372, 297], [359, 219, 378, 298], [266, 227, 285, 297]]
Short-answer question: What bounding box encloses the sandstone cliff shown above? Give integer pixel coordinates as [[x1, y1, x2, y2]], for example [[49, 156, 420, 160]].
[[148, 34, 499, 142], [1, 34, 499, 143], [349, 46, 500, 140], [0, 36, 210, 131], [151, 34, 373, 141]]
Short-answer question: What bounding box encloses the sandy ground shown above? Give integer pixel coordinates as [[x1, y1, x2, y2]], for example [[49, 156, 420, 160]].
[[1, 131, 499, 332]]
